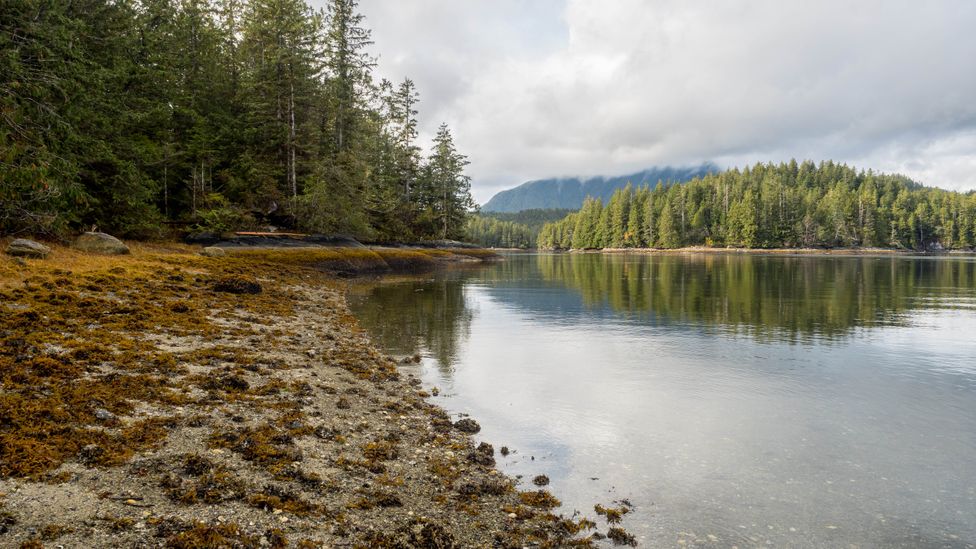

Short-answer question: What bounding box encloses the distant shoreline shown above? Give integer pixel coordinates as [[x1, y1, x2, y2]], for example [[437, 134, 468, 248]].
[[537, 246, 976, 256]]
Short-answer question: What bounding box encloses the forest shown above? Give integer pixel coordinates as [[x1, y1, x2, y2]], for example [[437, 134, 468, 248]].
[[465, 209, 573, 249], [1, 0, 474, 241], [538, 161, 976, 250]]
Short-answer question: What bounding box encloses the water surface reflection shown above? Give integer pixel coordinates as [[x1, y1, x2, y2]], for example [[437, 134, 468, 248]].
[[347, 253, 976, 548]]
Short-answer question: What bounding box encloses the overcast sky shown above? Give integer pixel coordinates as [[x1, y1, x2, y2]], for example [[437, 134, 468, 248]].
[[317, 1, 976, 204]]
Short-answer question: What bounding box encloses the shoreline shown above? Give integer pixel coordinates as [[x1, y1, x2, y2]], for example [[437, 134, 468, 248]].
[[0, 242, 598, 547], [545, 246, 975, 256]]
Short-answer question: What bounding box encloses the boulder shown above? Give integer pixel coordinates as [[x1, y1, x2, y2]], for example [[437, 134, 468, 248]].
[[5, 238, 51, 259], [74, 232, 130, 255], [200, 246, 226, 257]]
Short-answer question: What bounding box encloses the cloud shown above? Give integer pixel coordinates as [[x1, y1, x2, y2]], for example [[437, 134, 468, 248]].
[[336, 0, 976, 203]]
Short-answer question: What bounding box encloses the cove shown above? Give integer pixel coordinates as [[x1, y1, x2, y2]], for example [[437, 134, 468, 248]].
[[348, 252, 976, 547]]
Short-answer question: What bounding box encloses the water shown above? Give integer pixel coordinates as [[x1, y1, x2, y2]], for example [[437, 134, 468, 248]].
[[347, 252, 976, 548]]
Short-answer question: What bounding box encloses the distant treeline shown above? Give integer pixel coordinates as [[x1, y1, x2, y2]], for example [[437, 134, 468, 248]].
[[1, 0, 473, 241], [538, 161, 976, 250], [465, 209, 574, 248]]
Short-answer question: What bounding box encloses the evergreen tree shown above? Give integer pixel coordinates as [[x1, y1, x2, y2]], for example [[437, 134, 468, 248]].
[[418, 124, 474, 240], [537, 161, 970, 252]]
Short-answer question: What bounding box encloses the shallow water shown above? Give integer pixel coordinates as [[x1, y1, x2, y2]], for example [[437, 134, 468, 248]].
[[347, 253, 976, 548]]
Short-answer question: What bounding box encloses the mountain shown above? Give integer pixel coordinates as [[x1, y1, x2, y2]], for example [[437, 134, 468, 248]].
[[481, 163, 720, 213]]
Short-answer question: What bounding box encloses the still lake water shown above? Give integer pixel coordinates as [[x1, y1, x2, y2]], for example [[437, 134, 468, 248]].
[[347, 252, 976, 548]]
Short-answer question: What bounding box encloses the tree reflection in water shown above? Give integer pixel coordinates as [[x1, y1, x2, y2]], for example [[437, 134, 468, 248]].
[[349, 253, 976, 367]]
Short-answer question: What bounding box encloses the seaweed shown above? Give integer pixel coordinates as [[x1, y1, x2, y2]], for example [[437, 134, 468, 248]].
[[519, 490, 562, 510], [164, 521, 259, 549]]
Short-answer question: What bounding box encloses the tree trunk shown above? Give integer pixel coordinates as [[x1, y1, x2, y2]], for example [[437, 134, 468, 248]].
[[289, 81, 297, 209]]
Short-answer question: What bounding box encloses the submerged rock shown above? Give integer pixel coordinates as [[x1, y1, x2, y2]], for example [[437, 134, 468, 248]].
[[532, 475, 550, 487], [74, 232, 130, 255], [5, 238, 51, 259]]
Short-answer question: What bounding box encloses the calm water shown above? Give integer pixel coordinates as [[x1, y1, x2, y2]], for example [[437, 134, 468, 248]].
[[347, 253, 976, 548]]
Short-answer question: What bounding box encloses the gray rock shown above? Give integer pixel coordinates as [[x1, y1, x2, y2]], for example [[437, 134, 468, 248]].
[[94, 408, 116, 421], [74, 232, 130, 255], [200, 246, 226, 257], [5, 238, 51, 258]]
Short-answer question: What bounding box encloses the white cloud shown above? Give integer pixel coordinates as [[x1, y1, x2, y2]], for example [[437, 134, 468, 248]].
[[335, 0, 976, 203]]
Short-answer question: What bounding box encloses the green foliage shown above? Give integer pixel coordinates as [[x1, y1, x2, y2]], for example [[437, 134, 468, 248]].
[[466, 216, 535, 249], [193, 195, 255, 234], [538, 161, 976, 251], [0, 0, 475, 241], [414, 124, 474, 240]]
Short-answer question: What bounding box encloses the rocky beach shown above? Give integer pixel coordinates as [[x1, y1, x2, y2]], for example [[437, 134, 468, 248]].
[[0, 241, 601, 548]]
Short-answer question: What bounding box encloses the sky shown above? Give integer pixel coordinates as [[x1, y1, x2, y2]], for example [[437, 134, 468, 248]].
[[317, 0, 976, 204]]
